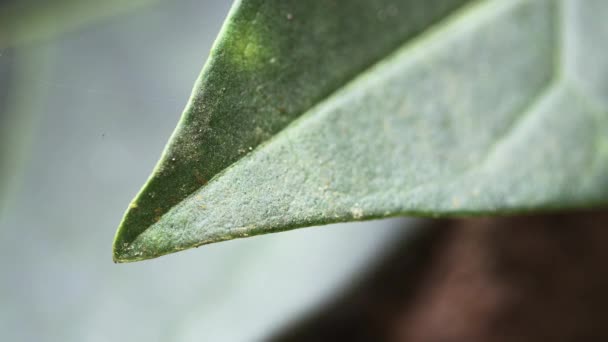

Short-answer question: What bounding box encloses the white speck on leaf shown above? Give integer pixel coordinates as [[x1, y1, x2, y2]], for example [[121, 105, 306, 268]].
[[351, 207, 364, 219]]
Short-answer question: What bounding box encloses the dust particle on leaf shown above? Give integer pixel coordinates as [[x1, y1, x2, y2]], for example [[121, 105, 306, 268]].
[[351, 207, 364, 219]]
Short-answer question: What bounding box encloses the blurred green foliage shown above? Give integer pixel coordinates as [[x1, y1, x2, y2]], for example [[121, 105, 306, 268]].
[[1, 0, 160, 47]]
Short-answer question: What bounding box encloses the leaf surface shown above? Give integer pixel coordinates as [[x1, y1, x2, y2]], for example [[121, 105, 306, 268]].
[[114, 0, 608, 262]]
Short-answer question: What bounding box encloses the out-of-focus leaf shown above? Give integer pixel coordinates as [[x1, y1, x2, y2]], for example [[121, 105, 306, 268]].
[[114, 0, 608, 263], [0, 47, 55, 216], [0, 0, 159, 47]]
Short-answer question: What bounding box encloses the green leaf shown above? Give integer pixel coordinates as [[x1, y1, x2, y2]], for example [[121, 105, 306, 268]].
[[114, 0, 608, 262]]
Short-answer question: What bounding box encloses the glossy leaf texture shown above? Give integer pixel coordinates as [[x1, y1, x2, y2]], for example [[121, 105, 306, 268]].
[[114, 0, 608, 262]]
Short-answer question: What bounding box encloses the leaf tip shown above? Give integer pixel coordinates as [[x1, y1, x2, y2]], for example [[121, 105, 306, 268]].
[[112, 205, 153, 263], [111, 235, 154, 264], [111, 227, 136, 263]]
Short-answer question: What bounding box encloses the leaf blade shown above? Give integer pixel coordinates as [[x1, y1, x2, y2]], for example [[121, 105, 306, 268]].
[[113, 0, 474, 261], [114, 0, 608, 262]]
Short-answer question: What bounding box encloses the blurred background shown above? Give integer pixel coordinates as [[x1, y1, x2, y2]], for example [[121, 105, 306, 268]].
[[0, 1, 417, 341]]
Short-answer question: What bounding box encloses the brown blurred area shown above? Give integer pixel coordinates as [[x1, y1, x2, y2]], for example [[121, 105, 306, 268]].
[[272, 209, 608, 342]]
